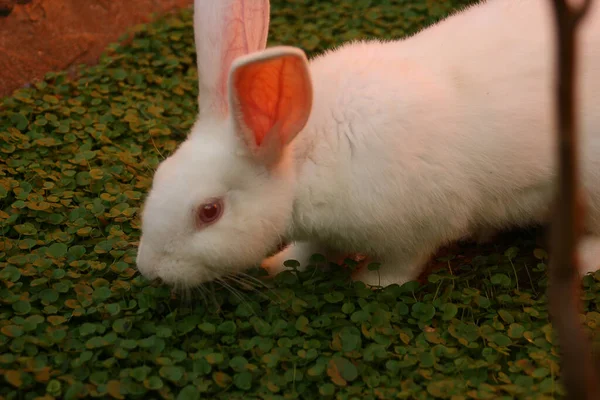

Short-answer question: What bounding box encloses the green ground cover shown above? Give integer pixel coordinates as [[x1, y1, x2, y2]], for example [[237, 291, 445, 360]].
[[1, 0, 599, 398]]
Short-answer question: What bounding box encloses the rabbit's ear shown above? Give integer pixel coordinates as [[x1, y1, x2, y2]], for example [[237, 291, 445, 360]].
[[194, 0, 270, 117], [229, 46, 313, 165]]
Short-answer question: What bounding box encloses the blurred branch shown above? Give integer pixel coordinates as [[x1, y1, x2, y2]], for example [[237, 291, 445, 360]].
[[548, 0, 599, 399]]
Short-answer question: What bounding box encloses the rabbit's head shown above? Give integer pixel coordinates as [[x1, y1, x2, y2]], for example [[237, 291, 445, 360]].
[[136, 0, 313, 287]]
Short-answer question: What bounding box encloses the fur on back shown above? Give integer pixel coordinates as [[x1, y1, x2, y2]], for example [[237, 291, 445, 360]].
[[289, 0, 600, 262]]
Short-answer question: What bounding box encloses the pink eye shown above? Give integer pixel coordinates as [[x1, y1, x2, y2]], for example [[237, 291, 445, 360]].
[[196, 199, 224, 226]]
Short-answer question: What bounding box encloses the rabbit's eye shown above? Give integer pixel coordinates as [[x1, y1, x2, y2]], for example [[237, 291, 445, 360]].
[[197, 199, 224, 226]]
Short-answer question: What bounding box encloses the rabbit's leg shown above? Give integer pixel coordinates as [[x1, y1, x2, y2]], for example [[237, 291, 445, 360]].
[[351, 252, 430, 287], [261, 241, 339, 276], [579, 192, 600, 275], [578, 236, 600, 276]]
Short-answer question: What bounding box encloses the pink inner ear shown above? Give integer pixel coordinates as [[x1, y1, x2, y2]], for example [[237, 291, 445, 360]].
[[233, 55, 311, 147]]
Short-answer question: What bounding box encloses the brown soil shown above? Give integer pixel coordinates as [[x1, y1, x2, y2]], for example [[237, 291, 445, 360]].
[[0, 0, 192, 97]]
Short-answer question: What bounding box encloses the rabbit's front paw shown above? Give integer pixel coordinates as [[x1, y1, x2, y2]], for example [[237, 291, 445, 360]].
[[351, 260, 422, 287], [261, 241, 332, 276]]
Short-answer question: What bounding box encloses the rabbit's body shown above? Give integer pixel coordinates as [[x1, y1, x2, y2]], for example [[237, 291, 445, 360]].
[[136, 0, 600, 288], [265, 0, 600, 285]]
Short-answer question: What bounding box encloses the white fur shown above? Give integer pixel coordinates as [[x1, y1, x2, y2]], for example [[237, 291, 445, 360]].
[[137, 0, 600, 288]]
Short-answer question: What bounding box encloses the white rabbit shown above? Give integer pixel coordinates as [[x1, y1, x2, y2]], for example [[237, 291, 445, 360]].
[[136, 0, 600, 288]]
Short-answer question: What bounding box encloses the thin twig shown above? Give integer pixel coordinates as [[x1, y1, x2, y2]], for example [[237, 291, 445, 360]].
[[548, 0, 599, 398]]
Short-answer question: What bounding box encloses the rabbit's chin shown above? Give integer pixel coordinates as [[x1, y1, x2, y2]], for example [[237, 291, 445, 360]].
[[144, 261, 251, 288], [137, 233, 292, 288], [265, 240, 290, 258]]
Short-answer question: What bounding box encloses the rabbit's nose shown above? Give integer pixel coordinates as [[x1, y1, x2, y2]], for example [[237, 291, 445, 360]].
[[135, 239, 159, 280]]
